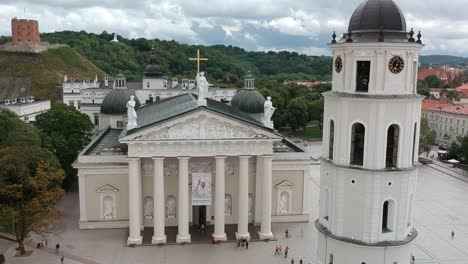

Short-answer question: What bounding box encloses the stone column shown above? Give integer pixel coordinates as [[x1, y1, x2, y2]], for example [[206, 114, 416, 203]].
[[78, 175, 87, 222], [127, 158, 143, 244], [259, 155, 274, 239], [213, 156, 227, 241], [152, 157, 166, 244], [236, 156, 250, 240], [176, 157, 191, 243]]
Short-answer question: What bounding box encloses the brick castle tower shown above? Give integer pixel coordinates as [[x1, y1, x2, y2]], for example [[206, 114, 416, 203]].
[[11, 18, 40, 46]]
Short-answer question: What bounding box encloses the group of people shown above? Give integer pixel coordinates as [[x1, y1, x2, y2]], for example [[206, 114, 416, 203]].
[[236, 238, 249, 249]]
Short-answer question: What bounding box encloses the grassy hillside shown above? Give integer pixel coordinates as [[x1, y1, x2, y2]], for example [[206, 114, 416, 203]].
[[0, 46, 103, 100], [420, 55, 468, 67]]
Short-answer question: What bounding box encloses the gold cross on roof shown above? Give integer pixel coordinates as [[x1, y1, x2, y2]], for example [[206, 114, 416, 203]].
[[189, 49, 208, 74]]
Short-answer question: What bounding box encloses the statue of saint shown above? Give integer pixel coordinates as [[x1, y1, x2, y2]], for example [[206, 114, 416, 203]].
[[263, 96, 276, 129], [167, 196, 176, 218], [126, 95, 137, 130], [279, 192, 289, 214], [196, 72, 209, 105], [225, 195, 232, 216], [144, 197, 153, 219], [103, 196, 114, 219]]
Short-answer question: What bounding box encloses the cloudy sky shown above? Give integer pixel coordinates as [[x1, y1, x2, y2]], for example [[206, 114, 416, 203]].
[[1, 0, 467, 56]]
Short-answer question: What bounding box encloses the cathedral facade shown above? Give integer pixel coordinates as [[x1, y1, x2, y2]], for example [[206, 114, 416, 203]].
[[74, 71, 317, 244]]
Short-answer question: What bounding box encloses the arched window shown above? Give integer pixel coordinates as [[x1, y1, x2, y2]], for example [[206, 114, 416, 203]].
[[323, 189, 329, 221], [412, 123, 418, 163], [382, 200, 395, 233], [386, 125, 400, 168], [329, 253, 334, 264], [350, 123, 365, 166], [329, 120, 335, 160]]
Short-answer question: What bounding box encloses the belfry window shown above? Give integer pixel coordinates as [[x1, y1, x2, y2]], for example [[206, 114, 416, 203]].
[[329, 120, 335, 160], [356, 61, 371, 92], [350, 123, 365, 166], [382, 200, 395, 233], [386, 125, 400, 168]]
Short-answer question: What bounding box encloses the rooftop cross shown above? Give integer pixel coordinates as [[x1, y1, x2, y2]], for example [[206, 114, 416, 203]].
[[189, 49, 208, 75]]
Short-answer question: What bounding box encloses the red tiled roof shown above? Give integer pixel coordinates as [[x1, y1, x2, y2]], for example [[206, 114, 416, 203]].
[[432, 105, 468, 115], [422, 100, 452, 111]]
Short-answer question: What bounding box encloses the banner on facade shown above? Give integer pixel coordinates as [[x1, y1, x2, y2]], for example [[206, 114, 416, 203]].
[[192, 172, 212, 206]]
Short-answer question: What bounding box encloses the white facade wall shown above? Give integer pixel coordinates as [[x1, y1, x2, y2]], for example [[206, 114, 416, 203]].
[[423, 110, 468, 144], [0, 100, 51, 123]]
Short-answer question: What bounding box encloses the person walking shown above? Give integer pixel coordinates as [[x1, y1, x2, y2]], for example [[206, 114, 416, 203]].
[[451, 230, 455, 239], [55, 243, 60, 254], [275, 246, 279, 256], [299, 259, 303, 264], [285, 229, 289, 238], [285, 246, 289, 258], [291, 258, 294, 264], [61, 255, 64, 264], [246, 241, 249, 249]]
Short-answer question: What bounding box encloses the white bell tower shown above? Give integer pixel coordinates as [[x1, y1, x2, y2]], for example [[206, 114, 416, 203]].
[[316, 0, 424, 263]]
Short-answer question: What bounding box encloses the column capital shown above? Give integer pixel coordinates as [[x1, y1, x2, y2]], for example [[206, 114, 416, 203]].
[[152, 157, 165, 161], [177, 156, 191, 160], [239, 155, 251, 159], [262, 155, 274, 159], [127, 157, 140, 162], [215, 156, 227, 159]]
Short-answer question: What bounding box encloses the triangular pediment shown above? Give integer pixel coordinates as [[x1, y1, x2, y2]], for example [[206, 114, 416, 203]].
[[96, 184, 119, 193], [121, 110, 281, 142], [275, 180, 294, 188]]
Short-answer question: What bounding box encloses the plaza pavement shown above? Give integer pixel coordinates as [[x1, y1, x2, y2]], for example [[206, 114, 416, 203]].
[[2, 142, 468, 264]]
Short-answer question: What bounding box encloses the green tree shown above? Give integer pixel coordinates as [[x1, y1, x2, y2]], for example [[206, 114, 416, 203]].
[[419, 118, 436, 155], [447, 91, 460, 101], [35, 103, 94, 188], [417, 87, 430, 97], [286, 97, 309, 131], [424, 75, 444, 88], [0, 109, 41, 148], [0, 146, 64, 255]]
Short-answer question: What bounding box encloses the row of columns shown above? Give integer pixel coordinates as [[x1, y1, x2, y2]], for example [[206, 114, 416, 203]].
[[127, 155, 274, 245]]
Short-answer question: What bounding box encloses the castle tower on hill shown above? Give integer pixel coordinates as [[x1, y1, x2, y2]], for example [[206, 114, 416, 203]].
[[316, 0, 424, 263], [11, 18, 41, 46]]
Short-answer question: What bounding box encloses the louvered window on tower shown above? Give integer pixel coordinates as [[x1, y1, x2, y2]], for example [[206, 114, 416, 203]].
[[356, 61, 371, 92], [386, 125, 400, 168]]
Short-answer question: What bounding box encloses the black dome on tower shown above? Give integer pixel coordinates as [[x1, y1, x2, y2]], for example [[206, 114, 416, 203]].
[[335, 0, 415, 43], [348, 0, 406, 33], [144, 48, 164, 78]]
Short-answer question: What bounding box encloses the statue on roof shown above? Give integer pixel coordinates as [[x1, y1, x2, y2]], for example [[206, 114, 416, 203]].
[[263, 96, 275, 129], [196, 71, 209, 106], [126, 95, 137, 130]]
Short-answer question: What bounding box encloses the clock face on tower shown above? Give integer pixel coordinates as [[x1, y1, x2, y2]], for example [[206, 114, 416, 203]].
[[388, 56, 405, 74], [335, 56, 343, 73]]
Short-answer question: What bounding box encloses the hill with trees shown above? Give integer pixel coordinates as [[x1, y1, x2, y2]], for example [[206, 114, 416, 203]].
[[0, 46, 103, 100]]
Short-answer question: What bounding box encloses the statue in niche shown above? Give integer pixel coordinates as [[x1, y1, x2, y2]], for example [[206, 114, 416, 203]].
[[103, 196, 114, 219], [279, 191, 289, 214], [167, 196, 176, 218], [126, 95, 137, 130], [225, 194, 232, 216], [144, 196, 153, 219], [225, 161, 234, 176], [248, 194, 254, 215]]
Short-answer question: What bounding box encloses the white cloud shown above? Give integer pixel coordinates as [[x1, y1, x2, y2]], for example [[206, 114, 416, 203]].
[[221, 24, 241, 37]]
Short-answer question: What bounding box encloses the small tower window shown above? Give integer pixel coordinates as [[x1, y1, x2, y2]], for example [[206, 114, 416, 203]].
[[382, 200, 395, 233], [350, 123, 365, 166], [356, 61, 371, 92], [329, 120, 335, 160], [386, 125, 400, 168]]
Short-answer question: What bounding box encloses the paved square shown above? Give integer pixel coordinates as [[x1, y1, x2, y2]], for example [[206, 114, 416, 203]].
[[2, 143, 468, 264]]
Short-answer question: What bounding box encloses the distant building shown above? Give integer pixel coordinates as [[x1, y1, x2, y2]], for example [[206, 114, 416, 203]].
[[283, 80, 329, 89], [422, 100, 468, 144], [61, 49, 237, 125], [0, 96, 50, 123], [11, 18, 40, 46], [418, 66, 464, 85]]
